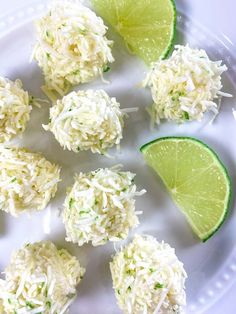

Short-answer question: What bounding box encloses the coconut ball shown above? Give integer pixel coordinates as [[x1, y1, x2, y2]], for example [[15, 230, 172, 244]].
[[144, 45, 231, 124], [63, 166, 145, 246], [0, 77, 32, 142], [43, 90, 125, 155], [110, 235, 187, 314], [0, 146, 60, 216], [33, 1, 114, 95], [0, 241, 85, 313]]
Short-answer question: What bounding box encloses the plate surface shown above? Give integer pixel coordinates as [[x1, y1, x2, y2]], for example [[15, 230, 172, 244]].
[[0, 2, 236, 314]]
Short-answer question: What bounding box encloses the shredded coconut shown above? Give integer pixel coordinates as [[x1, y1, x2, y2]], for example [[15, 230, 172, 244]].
[[43, 90, 126, 155], [110, 235, 187, 314], [232, 108, 236, 120], [32, 0, 114, 96], [0, 146, 61, 216], [144, 45, 232, 124], [0, 241, 85, 314], [0, 77, 32, 142], [0, 298, 3, 314], [63, 165, 146, 246]]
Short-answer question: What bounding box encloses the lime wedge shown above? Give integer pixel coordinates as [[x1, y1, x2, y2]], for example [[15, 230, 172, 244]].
[[140, 137, 231, 241], [92, 0, 176, 64]]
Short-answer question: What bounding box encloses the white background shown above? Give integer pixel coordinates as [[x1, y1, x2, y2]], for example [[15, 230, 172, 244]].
[[0, 0, 235, 313]]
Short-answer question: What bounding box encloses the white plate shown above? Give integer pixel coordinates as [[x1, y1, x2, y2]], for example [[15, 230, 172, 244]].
[[0, 2, 236, 314]]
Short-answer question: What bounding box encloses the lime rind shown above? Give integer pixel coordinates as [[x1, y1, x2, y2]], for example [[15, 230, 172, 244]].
[[160, 0, 177, 60], [140, 136, 232, 242]]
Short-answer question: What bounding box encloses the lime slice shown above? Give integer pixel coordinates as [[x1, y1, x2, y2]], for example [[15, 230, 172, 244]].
[[140, 137, 231, 241], [92, 0, 176, 64]]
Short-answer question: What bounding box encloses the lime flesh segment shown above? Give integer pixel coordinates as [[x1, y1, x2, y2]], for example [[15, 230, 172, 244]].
[[141, 137, 231, 241], [92, 0, 176, 64]]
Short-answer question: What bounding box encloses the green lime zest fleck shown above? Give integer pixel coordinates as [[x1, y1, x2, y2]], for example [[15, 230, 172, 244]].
[[103, 66, 110, 72], [46, 301, 51, 308], [155, 282, 164, 289], [26, 301, 34, 309], [69, 198, 75, 209], [183, 111, 189, 120]]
